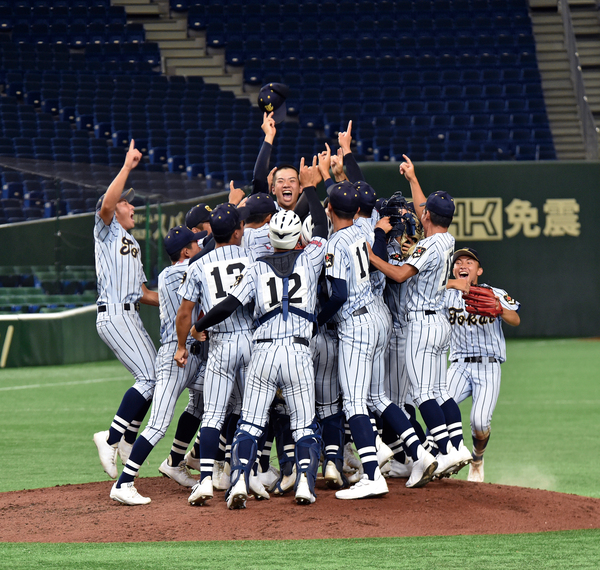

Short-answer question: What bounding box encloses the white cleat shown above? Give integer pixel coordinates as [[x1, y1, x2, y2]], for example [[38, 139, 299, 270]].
[[159, 458, 197, 487], [117, 439, 133, 466], [110, 481, 150, 506], [227, 473, 248, 510], [406, 448, 438, 488], [258, 465, 280, 491], [335, 468, 388, 500], [93, 431, 118, 479], [249, 474, 270, 500], [468, 458, 484, 482], [273, 465, 296, 495], [375, 435, 394, 468], [388, 458, 414, 478], [343, 442, 362, 472], [188, 476, 214, 506], [213, 461, 229, 490], [184, 449, 200, 472], [324, 462, 345, 490], [295, 473, 316, 505], [449, 442, 474, 476]]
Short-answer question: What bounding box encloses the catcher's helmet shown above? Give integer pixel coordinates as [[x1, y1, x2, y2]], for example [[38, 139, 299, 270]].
[[300, 214, 333, 246], [269, 209, 302, 249]]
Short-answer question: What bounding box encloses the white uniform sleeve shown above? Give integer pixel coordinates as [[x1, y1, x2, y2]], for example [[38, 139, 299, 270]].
[[229, 262, 257, 306], [178, 264, 202, 302]]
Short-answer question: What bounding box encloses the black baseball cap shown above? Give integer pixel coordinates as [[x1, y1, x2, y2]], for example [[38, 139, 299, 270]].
[[185, 203, 212, 229], [421, 190, 455, 217], [258, 83, 289, 123], [238, 193, 277, 217], [95, 187, 134, 211], [164, 225, 197, 256], [453, 247, 481, 265], [210, 202, 250, 239], [354, 180, 377, 211], [329, 181, 360, 214]]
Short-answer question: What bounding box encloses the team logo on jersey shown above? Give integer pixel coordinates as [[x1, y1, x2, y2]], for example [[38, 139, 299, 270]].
[[120, 236, 139, 258], [390, 253, 402, 261], [504, 294, 516, 305], [309, 239, 322, 247], [325, 253, 334, 268], [411, 246, 426, 258], [233, 274, 244, 287], [181, 272, 187, 285]]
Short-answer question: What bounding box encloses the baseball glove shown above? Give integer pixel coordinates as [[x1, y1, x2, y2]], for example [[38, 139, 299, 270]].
[[462, 286, 503, 318]]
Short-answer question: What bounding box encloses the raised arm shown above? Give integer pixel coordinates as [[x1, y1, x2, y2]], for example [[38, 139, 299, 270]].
[[399, 154, 426, 221]]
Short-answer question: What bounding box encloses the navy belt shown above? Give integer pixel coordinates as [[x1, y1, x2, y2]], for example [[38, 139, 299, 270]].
[[97, 303, 140, 313], [256, 337, 310, 347], [352, 307, 368, 317], [452, 357, 498, 364], [425, 310, 436, 315]]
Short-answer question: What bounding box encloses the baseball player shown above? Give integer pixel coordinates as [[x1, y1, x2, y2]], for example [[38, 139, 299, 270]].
[[175, 203, 269, 506], [191, 161, 328, 508], [93, 140, 159, 479], [445, 247, 521, 482], [110, 225, 205, 505], [368, 156, 472, 478]]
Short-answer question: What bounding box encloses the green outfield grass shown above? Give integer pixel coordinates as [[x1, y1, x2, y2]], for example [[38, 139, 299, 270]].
[[1, 338, 599, 568]]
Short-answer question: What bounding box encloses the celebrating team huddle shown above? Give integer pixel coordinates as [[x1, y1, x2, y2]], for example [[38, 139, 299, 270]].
[[92, 102, 520, 508]]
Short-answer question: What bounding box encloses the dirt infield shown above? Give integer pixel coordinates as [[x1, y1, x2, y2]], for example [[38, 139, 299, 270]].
[[1, 477, 600, 543]]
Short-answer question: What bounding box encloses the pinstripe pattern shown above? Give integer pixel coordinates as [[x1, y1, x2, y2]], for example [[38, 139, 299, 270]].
[[312, 328, 340, 419], [406, 232, 455, 312], [354, 216, 386, 297], [405, 314, 451, 407], [446, 362, 501, 436], [243, 224, 274, 258], [179, 245, 254, 333], [384, 240, 410, 328], [445, 286, 519, 363], [325, 224, 373, 322], [367, 295, 393, 414], [94, 214, 146, 305]]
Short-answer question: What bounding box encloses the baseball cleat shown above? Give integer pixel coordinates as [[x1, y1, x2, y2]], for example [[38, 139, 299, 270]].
[[226, 474, 248, 510], [439, 442, 473, 478], [388, 458, 413, 478], [467, 458, 484, 483], [324, 462, 345, 490], [295, 473, 316, 505], [335, 468, 388, 500], [375, 436, 394, 468], [188, 476, 214, 506], [159, 458, 197, 487], [273, 465, 296, 495], [93, 430, 118, 479], [184, 449, 201, 472], [258, 465, 280, 491], [406, 449, 438, 488], [343, 442, 362, 472], [110, 481, 151, 506], [213, 461, 231, 491], [249, 474, 270, 500], [117, 439, 133, 466]]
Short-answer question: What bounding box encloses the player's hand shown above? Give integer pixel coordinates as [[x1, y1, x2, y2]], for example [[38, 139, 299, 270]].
[[299, 155, 322, 188], [399, 155, 416, 182], [229, 180, 246, 205], [174, 346, 189, 368], [124, 140, 142, 171], [375, 216, 393, 234], [338, 120, 353, 155], [317, 143, 332, 179], [190, 325, 206, 342], [267, 166, 277, 193], [261, 111, 276, 143], [331, 148, 346, 181]]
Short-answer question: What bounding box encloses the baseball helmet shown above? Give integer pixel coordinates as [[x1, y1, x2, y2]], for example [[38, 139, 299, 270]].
[[269, 210, 302, 250], [300, 214, 333, 246]]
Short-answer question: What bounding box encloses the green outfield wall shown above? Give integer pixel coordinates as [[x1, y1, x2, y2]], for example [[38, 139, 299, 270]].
[[0, 161, 599, 339]]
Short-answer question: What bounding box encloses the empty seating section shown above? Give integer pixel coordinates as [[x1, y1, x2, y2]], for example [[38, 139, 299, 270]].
[[0, 265, 97, 314], [186, 0, 552, 162], [0, 0, 556, 229]]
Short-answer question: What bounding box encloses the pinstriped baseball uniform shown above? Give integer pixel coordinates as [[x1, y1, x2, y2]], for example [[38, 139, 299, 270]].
[[229, 237, 326, 440], [383, 239, 413, 409], [325, 224, 385, 419], [138, 260, 205, 447], [179, 244, 255, 431], [94, 213, 156, 398], [444, 285, 520, 438], [243, 224, 274, 258], [405, 232, 455, 406]]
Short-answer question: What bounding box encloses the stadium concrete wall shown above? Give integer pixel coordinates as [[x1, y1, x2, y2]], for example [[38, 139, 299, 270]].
[[0, 161, 598, 340]]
